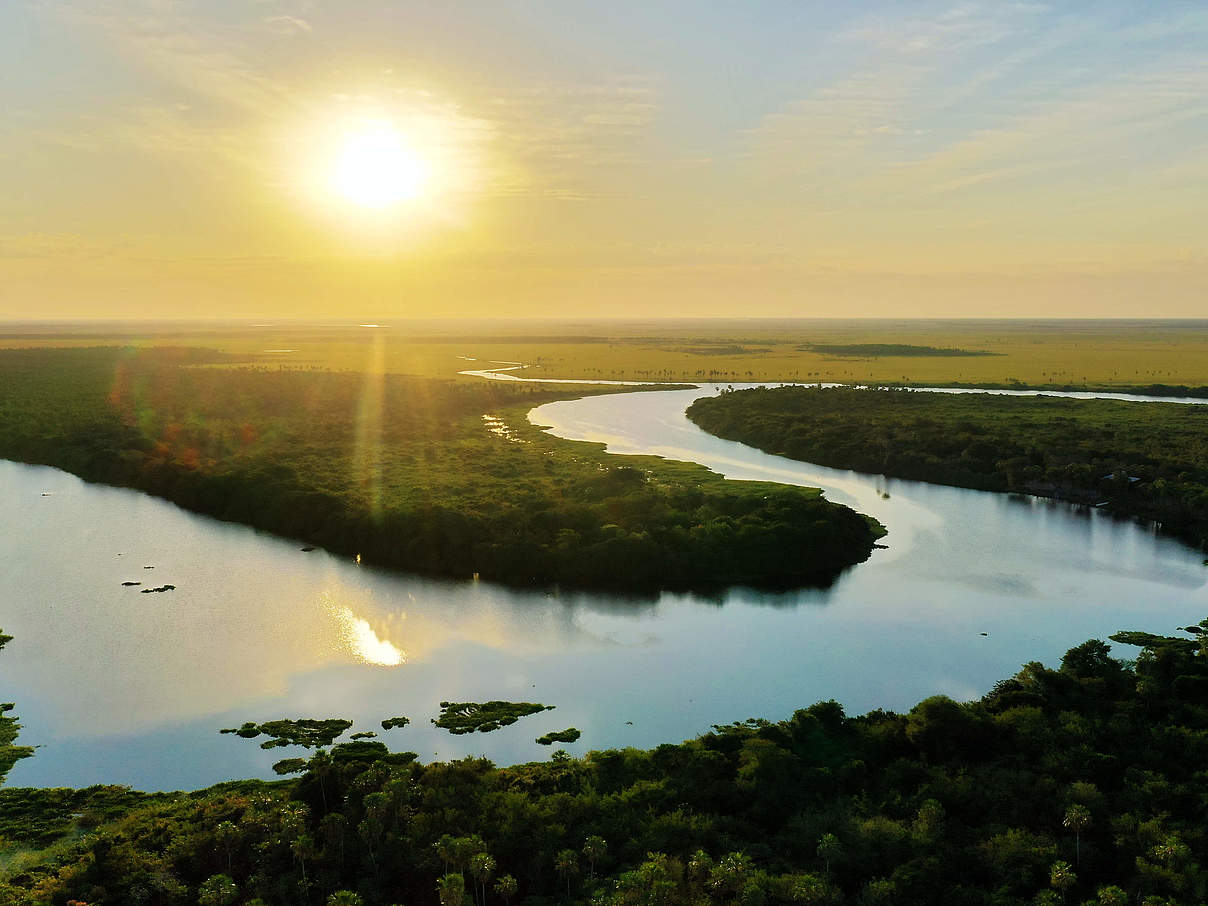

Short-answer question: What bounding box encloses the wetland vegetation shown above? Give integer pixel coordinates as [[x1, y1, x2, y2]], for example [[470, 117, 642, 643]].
[[6, 319, 1208, 389], [4, 621, 1208, 904], [535, 728, 581, 746], [433, 702, 555, 735], [688, 386, 1208, 550], [0, 346, 882, 590]]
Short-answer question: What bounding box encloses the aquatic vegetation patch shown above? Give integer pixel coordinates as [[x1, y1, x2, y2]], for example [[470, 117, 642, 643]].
[[380, 716, 410, 730], [271, 758, 308, 775], [220, 718, 353, 749], [535, 727, 581, 745], [432, 701, 554, 735]]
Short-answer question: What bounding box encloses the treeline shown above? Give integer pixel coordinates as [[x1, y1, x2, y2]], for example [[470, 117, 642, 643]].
[[799, 344, 997, 357], [0, 348, 882, 590], [925, 382, 1208, 399], [4, 621, 1208, 905], [687, 386, 1208, 549]]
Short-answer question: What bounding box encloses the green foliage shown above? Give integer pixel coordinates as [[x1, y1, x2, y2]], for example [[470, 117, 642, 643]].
[[6, 622, 1208, 905], [220, 718, 354, 749], [0, 347, 883, 590], [432, 702, 553, 735], [689, 386, 1208, 548], [0, 631, 33, 787], [380, 717, 410, 731], [535, 727, 581, 745]]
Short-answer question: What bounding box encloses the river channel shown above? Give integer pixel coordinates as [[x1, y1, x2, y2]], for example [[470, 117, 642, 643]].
[[2, 383, 1205, 789]]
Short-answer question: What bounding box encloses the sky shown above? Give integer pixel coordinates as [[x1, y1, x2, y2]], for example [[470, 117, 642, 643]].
[[1, 0, 1206, 319]]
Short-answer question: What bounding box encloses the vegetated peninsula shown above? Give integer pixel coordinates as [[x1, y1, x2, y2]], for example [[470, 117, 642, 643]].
[[688, 386, 1208, 549], [0, 347, 883, 590], [4, 620, 1208, 904]]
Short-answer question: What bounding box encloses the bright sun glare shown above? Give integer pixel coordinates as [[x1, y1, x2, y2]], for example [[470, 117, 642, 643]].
[[330, 121, 427, 209]]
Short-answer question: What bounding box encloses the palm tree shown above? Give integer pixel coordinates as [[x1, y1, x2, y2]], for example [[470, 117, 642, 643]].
[[291, 833, 315, 902], [326, 892, 364, 906], [469, 851, 496, 906], [493, 874, 517, 906], [452, 834, 487, 874], [582, 835, 606, 881], [437, 873, 466, 906], [1062, 805, 1092, 867], [554, 849, 579, 899], [709, 852, 752, 899], [213, 821, 239, 871], [435, 834, 458, 875], [198, 874, 238, 906], [817, 834, 841, 883], [1096, 886, 1127, 906], [1049, 861, 1076, 905]]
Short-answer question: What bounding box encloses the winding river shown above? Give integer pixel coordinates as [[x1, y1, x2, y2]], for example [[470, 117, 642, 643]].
[[2, 382, 1206, 790]]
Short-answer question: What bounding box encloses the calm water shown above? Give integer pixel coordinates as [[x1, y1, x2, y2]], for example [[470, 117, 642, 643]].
[[2, 384, 1206, 790]]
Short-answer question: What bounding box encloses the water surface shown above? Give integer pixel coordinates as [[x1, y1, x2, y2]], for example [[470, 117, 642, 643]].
[[2, 384, 1205, 789]]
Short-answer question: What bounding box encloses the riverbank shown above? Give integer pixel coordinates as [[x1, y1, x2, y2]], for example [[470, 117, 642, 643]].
[[687, 386, 1208, 550]]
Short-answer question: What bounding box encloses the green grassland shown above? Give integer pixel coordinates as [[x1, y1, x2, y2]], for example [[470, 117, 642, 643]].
[[3, 621, 1208, 905], [4, 319, 1208, 389], [0, 346, 882, 590], [688, 386, 1208, 549]]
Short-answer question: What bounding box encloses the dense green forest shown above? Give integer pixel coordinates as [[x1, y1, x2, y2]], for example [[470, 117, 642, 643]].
[[3, 620, 1208, 905], [0, 348, 882, 589], [687, 386, 1208, 549]]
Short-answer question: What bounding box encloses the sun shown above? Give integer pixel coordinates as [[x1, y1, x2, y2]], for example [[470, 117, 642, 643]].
[[329, 120, 428, 209]]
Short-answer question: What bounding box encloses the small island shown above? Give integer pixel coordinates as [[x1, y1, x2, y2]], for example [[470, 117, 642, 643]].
[[432, 701, 554, 735], [536, 727, 581, 745]]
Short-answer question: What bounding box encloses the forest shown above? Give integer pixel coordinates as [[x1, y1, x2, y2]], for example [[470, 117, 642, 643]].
[[0, 347, 883, 590], [2, 619, 1208, 905], [687, 386, 1208, 549]]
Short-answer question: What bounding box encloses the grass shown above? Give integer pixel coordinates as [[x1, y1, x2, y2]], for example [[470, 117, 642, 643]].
[[3, 319, 1208, 388]]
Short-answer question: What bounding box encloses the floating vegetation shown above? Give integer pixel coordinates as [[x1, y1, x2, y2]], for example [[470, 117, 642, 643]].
[[219, 718, 353, 749], [432, 701, 554, 735], [350, 731, 377, 740], [536, 728, 581, 745], [220, 722, 261, 739], [380, 716, 410, 731], [139, 585, 176, 593], [301, 546, 315, 552], [271, 758, 307, 775], [121, 581, 141, 587]]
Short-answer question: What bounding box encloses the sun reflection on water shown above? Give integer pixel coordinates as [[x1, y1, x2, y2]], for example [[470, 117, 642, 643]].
[[329, 599, 406, 666]]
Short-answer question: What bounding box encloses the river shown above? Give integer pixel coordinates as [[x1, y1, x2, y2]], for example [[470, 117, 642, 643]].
[[2, 383, 1205, 790]]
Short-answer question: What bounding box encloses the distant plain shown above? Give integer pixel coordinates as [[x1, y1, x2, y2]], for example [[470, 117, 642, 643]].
[[3, 319, 1208, 387]]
